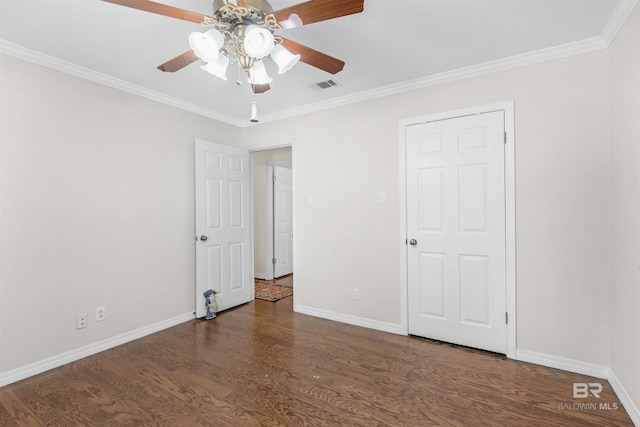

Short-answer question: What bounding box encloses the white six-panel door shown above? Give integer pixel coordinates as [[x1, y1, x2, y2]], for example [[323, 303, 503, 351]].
[[273, 166, 293, 278], [406, 111, 506, 354], [195, 140, 253, 317]]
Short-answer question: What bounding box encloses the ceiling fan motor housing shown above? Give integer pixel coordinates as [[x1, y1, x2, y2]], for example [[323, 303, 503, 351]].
[[212, 0, 275, 26], [211, 0, 279, 68]]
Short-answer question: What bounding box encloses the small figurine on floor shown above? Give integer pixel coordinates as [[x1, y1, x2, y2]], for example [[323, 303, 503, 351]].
[[203, 289, 218, 320]]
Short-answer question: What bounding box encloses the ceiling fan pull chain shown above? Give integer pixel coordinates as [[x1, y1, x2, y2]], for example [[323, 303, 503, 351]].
[[235, 63, 243, 85], [250, 101, 259, 123]]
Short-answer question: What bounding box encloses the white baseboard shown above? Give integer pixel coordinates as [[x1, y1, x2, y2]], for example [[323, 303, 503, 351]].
[[295, 304, 405, 335], [516, 349, 639, 426], [609, 369, 640, 426], [0, 312, 195, 387], [515, 349, 610, 379], [254, 273, 267, 280]]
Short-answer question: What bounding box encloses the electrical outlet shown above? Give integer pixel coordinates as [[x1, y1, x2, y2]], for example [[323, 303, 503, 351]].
[[96, 306, 106, 322], [76, 313, 88, 329], [353, 288, 360, 300]]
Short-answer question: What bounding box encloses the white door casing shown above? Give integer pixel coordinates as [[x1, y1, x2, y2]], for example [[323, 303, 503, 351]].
[[405, 108, 509, 354], [273, 166, 294, 278], [195, 139, 253, 317]]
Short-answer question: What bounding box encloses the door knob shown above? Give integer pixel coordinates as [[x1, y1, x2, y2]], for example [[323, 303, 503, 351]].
[[200, 235, 208, 241], [409, 239, 417, 246]]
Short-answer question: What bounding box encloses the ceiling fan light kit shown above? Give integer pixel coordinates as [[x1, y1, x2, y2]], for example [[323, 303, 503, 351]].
[[278, 13, 303, 30], [200, 54, 230, 80], [248, 60, 273, 85], [242, 25, 275, 58], [187, 2, 298, 86], [188, 29, 224, 63], [270, 44, 300, 75], [101, 0, 365, 120]]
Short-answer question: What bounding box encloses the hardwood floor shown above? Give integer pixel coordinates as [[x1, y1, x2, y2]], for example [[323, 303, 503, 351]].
[[273, 274, 293, 287], [0, 298, 633, 426]]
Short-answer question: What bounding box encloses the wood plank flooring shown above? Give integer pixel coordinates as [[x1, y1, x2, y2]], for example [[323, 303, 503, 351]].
[[0, 298, 633, 426]]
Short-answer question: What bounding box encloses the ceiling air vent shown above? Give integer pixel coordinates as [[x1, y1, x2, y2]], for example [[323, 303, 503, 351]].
[[314, 79, 340, 90]]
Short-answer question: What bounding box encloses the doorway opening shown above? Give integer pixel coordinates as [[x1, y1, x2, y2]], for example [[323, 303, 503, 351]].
[[251, 146, 294, 304]]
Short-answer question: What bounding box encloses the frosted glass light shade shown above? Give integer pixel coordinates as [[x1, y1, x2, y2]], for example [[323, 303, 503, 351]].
[[247, 60, 272, 84], [189, 29, 224, 63], [279, 13, 303, 29], [201, 54, 229, 80], [270, 44, 300, 74], [243, 25, 274, 59]]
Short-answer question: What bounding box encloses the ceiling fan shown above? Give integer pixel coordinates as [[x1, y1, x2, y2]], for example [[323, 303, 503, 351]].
[[102, 0, 365, 99]]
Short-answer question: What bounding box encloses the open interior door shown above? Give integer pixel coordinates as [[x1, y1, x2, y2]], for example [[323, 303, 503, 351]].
[[195, 139, 253, 317], [273, 166, 293, 278]]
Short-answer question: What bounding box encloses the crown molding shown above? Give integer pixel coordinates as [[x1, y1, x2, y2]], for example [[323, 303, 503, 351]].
[[2, 0, 637, 128], [0, 40, 245, 127], [257, 35, 610, 124], [602, 0, 639, 46]]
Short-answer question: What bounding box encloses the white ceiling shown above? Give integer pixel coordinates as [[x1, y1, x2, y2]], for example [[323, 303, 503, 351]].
[[0, 0, 635, 126]]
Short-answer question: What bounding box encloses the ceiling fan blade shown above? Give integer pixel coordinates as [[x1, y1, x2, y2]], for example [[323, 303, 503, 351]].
[[273, 0, 363, 26], [251, 83, 271, 94], [281, 39, 345, 74], [101, 0, 212, 24], [157, 50, 199, 72]]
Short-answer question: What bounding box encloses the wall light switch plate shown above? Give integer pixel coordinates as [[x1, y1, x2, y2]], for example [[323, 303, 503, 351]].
[[96, 306, 106, 322]]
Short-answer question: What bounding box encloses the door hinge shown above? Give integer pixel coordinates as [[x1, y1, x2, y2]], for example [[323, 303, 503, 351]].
[[505, 312, 509, 324], [272, 258, 276, 265], [504, 131, 507, 144], [272, 175, 276, 182]]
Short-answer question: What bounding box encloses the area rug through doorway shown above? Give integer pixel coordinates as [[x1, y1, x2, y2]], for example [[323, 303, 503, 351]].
[[255, 278, 293, 302]]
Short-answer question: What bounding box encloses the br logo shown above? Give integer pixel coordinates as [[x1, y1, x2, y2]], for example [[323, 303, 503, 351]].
[[573, 383, 603, 398]]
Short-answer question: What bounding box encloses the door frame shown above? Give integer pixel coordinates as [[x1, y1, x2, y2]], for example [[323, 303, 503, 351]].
[[246, 142, 296, 309], [264, 160, 293, 280], [398, 101, 516, 358]]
